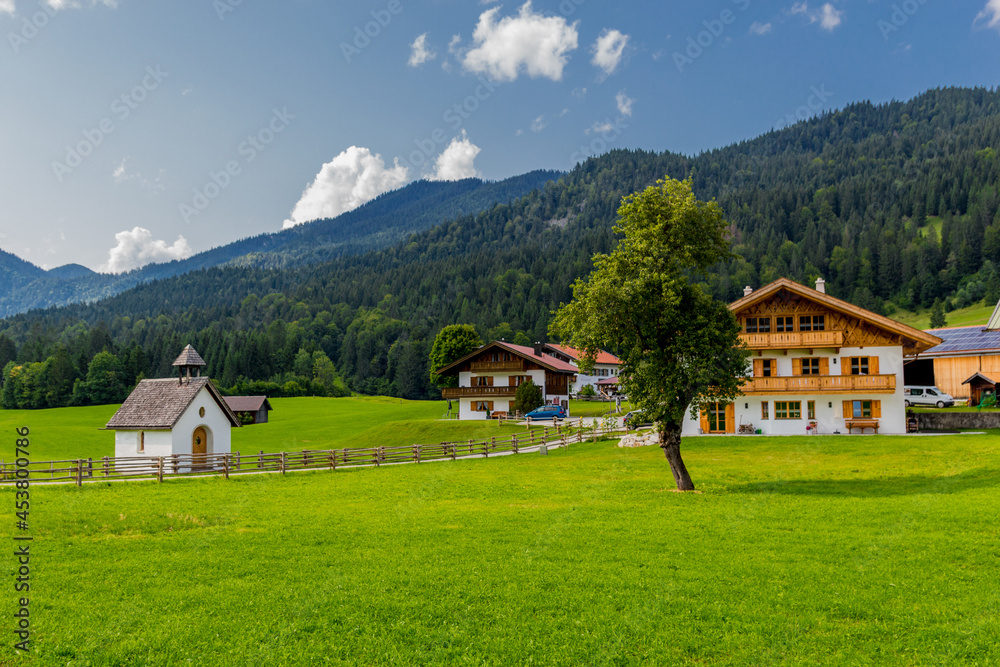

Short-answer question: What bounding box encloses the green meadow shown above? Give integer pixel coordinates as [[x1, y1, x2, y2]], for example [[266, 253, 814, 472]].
[[1, 428, 998, 665]]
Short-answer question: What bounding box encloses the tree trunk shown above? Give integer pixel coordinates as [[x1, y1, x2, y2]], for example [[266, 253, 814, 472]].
[[660, 426, 695, 491]]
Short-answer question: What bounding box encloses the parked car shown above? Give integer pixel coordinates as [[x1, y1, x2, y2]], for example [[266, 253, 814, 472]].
[[904, 385, 955, 408], [623, 410, 652, 429], [525, 405, 567, 420]]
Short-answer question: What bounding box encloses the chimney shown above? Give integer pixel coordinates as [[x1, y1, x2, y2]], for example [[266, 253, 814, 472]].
[[815, 278, 826, 294], [743, 286, 753, 297], [533, 342, 544, 357]]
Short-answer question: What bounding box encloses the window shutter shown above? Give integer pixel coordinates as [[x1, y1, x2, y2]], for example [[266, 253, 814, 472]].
[[841, 357, 850, 375], [700, 408, 709, 432], [842, 400, 852, 417], [820, 358, 829, 375], [869, 357, 879, 375], [725, 403, 736, 434], [872, 400, 881, 418], [792, 358, 803, 375], [487, 376, 494, 387], [753, 359, 763, 376]]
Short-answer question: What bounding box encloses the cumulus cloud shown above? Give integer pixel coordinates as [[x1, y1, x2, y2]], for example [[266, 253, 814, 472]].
[[408, 33, 436, 67], [530, 115, 547, 133], [461, 2, 579, 82], [101, 227, 192, 274], [283, 147, 410, 229], [586, 121, 616, 135], [750, 21, 773, 35], [977, 0, 1000, 30], [616, 91, 634, 117], [429, 132, 481, 181], [789, 2, 842, 31], [0, 0, 14, 14], [591, 29, 629, 75]]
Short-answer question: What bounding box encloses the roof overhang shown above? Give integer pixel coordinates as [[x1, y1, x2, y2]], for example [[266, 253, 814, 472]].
[[436, 340, 578, 376]]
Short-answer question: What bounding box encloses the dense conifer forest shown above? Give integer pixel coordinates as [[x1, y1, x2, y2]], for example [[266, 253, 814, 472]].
[[2, 87, 999, 408]]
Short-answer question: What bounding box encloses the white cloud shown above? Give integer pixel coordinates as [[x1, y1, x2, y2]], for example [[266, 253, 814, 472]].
[[977, 0, 1000, 30], [616, 90, 634, 117], [283, 147, 410, 229], [111, 158, 165, 193], [750, 21, 773, 35], [530, 115, 547, 132], [1, 0, 117, 13], [461, 2, 579, 82], [591, 29, 629, 75], [789, 2, 843, 31], [408, 33, 436, 67], [0, 0, 14, 14], [429, 132, 481, 181], [586, 121, 615, 135], [101, 227, 192, 274]]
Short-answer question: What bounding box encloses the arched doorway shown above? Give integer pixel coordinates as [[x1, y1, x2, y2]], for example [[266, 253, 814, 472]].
[[192, 426, 208, 468]]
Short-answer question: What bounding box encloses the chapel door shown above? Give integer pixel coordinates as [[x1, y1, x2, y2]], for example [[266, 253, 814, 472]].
[[192, 427, 208, 468]]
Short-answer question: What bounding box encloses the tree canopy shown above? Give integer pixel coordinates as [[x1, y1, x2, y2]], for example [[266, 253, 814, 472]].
[[552, 177, 750, 490], [428, 324, 483, 388]]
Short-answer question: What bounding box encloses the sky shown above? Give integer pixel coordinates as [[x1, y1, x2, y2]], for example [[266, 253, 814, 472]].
[[0, 0, 998, 273]]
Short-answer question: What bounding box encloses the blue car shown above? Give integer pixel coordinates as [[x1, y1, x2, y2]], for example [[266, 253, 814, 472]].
[[525, 405, 568, 420]]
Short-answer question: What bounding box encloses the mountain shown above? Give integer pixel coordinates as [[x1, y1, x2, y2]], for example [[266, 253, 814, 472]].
[[0, 171, 560, 317], [2, 86, 999, 407]]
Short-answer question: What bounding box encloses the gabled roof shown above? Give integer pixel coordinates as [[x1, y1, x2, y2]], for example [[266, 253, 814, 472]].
[[105, 377, 241, 430], [732, 278, 942, 355], [596, 376, 619, 386], [920, 325, 1000, 357], [545, 343, 622, 366], [987, 299, 1000, 331], [962, 372, 996, 386], [224, 396, 273, 413], [436, 340, 578, 376], [172, 344, 206, 367]]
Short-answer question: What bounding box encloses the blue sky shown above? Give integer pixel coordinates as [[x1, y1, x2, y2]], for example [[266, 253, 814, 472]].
[[1, 0, 998, 272]]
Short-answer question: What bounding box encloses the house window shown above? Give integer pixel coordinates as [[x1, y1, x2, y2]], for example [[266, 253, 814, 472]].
[[761, 402, 769, 419], [138, 431, 145, 453], [799, 315, 826, 331], [775, 401, 802, 419], [473, 401, 494, 413], [746, 317, 771, 333], [801, 358, 821, 375], [852, 400, 872, 418], [807, 401, 816, 420], [509, 375, 529, 387], [762, 359, 774, 377], [847, 357, 879, 375], [775, 316, 794, 332]]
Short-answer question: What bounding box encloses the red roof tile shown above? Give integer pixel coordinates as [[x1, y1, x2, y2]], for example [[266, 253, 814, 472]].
[[545, 343, 621, 366]]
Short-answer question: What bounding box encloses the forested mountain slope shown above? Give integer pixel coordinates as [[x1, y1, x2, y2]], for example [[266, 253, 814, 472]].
[[2, 86, 998, 407], [0, 171, 559, 317]]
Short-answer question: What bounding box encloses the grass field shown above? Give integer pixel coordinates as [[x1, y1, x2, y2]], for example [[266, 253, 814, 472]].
[[891, 300, 995, 331], [2, 432, 998, 665]]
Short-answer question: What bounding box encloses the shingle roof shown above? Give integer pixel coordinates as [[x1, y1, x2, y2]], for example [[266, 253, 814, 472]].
[[105, 378, 240, 430], [224, 396, 273, 413], [172, 344, 206, 367], [545, 343, 622, 366], [962, 372, 997, 386], [435, 340, 579, 375]]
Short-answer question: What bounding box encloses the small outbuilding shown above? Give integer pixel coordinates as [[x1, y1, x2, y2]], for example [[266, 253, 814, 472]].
[[962, 372, 997, 408], [223, 396, 273, 424], [105, 345, 240, 459]]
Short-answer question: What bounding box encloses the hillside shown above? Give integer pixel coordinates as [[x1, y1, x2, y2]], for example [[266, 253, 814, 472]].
[[0, 171, 559, 318], [2, 86, 999, 406]]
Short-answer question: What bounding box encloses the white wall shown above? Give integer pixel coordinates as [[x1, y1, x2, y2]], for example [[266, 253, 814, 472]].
[[682, 346, 907, 435], [114, 430, 172, 458], [171, 386, 233, 454]]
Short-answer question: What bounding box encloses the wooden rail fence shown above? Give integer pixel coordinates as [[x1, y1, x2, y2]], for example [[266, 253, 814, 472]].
[[0, 423, 631, 486]]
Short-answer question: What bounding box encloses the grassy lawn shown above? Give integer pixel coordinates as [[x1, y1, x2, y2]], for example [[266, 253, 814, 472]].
[[891, 300, 995, 331], [2, 433, 998, 664], [568, 398, 631, 418], [0, 398, 546, 462]]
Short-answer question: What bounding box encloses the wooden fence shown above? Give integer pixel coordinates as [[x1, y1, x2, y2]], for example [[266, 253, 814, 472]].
[[0, 423, 630, 487]]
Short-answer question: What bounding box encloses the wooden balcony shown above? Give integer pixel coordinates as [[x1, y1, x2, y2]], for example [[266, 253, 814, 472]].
[[739, 330, 845, 350], [545, 384, 569, 396], [469, 361, 525, 372], [740, 374, 896, 395], [441, 386, 518, 399]]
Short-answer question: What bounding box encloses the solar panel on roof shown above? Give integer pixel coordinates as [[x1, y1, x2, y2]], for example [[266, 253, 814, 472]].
[[923, 327, 1000, 355]]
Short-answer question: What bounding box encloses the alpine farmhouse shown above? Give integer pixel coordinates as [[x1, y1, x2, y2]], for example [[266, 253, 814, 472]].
[[436, 341, 577, 420], [683, 278, 943, 436]]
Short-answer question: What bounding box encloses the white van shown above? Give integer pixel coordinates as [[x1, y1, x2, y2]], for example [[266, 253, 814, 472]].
[[904, 386, 955, 408]]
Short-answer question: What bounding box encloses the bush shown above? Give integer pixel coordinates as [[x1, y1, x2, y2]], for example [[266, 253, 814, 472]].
[[578, 384, 597, 397], [514, 380, 543, 415]]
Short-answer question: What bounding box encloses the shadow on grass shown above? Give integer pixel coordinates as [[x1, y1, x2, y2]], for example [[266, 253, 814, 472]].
[[729, 467, 1000, 497]]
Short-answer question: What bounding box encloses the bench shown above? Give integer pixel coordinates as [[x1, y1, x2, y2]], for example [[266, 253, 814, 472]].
[[845, 418, 879, 434]]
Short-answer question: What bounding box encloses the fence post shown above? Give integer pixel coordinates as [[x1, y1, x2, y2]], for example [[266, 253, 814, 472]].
[[87, 458, 93, 478], [450, 443, 456, 461], [235, 452, 241, 472], [512, 434, 519, 454], [223, 454, 230, 480], [526, 417, 531, 431], [157, 457, 164, 483], [280, 452, 286, 475], [329, 451, 337, 471], [102, 456, 110, 478], [303, 450, 310, 467], [76, 460, 83, 487], [259, 450, 264, 470]]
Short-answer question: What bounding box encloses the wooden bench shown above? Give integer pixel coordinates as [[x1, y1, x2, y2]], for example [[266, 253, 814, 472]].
[[845, 418, 879, 434]]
